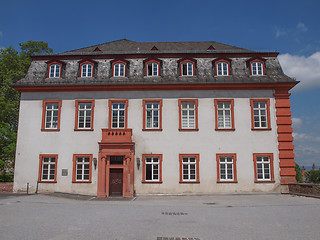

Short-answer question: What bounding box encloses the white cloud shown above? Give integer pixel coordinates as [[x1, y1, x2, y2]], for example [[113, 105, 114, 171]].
[[278, 52, 320, 91], [275, 27, 287, 38], [292, 118, 302, 129], [0, 31, 2, 38], [293, 132, 320, 143], [297, 22, 308, 32]]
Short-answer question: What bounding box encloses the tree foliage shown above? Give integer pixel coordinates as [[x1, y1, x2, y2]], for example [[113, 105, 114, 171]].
[[305, 170, 320, 184], [295, 163, 303, 183], [0, 41, 52, 172]]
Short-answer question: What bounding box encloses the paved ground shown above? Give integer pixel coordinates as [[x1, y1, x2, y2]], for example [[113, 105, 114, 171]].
[[0, 193, 319, 240]]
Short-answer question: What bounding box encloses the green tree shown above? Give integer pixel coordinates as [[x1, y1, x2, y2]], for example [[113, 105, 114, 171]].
[[305, 170, 320, 184], [0, 41, 52, 173], [294, 163, 303, 183]]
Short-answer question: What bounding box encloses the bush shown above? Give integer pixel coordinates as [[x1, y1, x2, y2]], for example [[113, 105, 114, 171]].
[[305, 170, 320, 184], [0, 173, 14, 182]]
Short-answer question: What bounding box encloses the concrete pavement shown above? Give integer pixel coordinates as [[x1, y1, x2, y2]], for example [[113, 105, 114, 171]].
[[0, 193, 319, 240]]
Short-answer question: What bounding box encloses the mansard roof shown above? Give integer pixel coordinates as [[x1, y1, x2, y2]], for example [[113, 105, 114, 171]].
[[62, 39, 254, 55], [13, 39, 298, 91]]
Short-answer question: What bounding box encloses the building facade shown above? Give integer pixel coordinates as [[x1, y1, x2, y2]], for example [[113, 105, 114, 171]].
[[13, 39, 297, 197]]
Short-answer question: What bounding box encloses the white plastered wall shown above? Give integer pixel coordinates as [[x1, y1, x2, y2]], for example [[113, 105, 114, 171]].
[[14, 89, 280, 194]]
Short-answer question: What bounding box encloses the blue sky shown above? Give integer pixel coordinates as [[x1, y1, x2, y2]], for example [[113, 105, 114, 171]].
[[1, 0, 319, 168]]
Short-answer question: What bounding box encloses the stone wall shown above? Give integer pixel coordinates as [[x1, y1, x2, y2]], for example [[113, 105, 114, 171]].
[[289, 183, 320, 197], [0, 183, 13, 193]]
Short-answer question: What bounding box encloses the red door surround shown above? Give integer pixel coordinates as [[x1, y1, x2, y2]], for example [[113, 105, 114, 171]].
[[98, 129, 135, 198]]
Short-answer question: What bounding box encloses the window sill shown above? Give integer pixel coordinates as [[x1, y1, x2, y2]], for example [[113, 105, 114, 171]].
[[72, 181, 92, 184], [74, 128, 94, 131], [251, 128, 272, 131], [254, 180, 275, 184], [179, 181, 200, 184], [215, 128, 235, 131], [217, 180, 238, 184], [38, 181, 57, 183], [41, 129, 60, 132], [142, 181, 163, 184], [142, 128, 163, 132], [179, 128, 199, 132]]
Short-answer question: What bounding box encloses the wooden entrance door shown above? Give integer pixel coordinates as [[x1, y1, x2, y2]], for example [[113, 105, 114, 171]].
[[109, 169, 123, 196]]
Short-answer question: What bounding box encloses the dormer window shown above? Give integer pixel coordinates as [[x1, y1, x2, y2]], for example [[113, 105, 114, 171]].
[[178, 58, 196, 76], [79, 59, 97, 78], [251, 62, 263, 75], [46, 60, 64, 78], [248, 58, 266, 76], [114, 63, 125, 76], [144, 58, 162, 77], [111, 59, 129, 77], [49, 64, 60, 78], [214, 58, 231, 76], [81, 64, 92, 77]]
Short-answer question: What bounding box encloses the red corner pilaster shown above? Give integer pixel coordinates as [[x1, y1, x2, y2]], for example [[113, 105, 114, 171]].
[[274, 91, 296, 184]]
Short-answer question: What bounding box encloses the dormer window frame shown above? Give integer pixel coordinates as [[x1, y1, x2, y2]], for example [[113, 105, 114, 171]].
[[79, 59, 97, 78], [248, 57, 266, 76], [178, 58, 196, 77], [46, 60, 64, 78], [214, 58, 231, 76], [111, 59, 129, 77], [144, 58, 162, 77]]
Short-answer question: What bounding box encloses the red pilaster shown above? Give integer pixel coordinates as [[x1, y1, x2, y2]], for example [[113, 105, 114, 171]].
[[274, 91, 296, 184]]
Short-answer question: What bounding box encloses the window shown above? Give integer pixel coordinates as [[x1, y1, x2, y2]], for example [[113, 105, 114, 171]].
[[250, 99, 271, 130], [75, 100, 95, 130], [147, 62, 159, 76], [108, 100, 128, 129], [41, 100, 62, 131], [214, 58, 231, 76], [248, 58, 265, 76], [214, 99, 235, 130], [179, 154, 200, 183], [216, 154, 237, 183], [114, 63, 125, 77], [81, 64, 93, 77], [49, 64, 60, 78], [143, 100, 162, 131], [38, 154, 58, 183], [142, 154, 162, 183], [178, 58, 196, 76], [144, 58, 162, 77], [253, 153, 274, 183], [72, 154, 92, 183], [182, 62, 193, 76], [178, 99, 198, 131], [111, 59, 129, 77]]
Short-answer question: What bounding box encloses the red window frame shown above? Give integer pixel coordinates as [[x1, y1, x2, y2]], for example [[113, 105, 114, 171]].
[[178, 99, 199, 131], [249, 58, 266, 76], [111, 59, 129, 77], [214, 58, 231, 76], [74, 100, 95, 131], [144, 58, 162, 77], [41, 100, 62, 132], [46, 60, 64, 78], [142, 99, 163, 131], [72, 154, 93, 183], [142, 154, 163, 184], [253, 153, 275, 183], [214, 99, 235, 131], [38, 154, 58, 183], [108, 99, 128, 129], [250, 99, 271, 130], [216, 153, 237, 183], [179, 154, 200, 183], [178, 58, 196, 76], [79, 59, 96, 77]]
